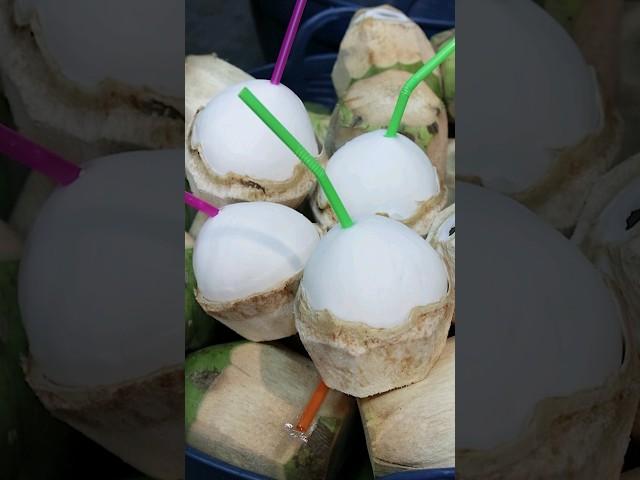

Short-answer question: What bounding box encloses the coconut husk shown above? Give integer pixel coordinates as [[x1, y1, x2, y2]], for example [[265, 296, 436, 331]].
[[459, 104, 622, 235], [295, 261, 454, 398], [331, 5, 441, 98], [325, 69, 448, 184], [0, 0, 182, 158], [430, 29, 455, 120], [310, 182, 447, 236], [186, 342, 355, 480], [25, 359, 183, 480], [359, 337, 454, 476], [185, 233, 215, 351], [427, 204, 455, 268], [456, 282, 639, 478], [446, 139, 455, 206], [196, 272, 303, 342]]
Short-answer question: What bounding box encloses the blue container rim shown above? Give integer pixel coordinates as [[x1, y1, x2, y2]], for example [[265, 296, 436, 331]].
[[186, 445, 455, 479]]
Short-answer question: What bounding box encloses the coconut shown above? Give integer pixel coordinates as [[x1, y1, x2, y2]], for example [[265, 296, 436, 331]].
[[359, 337, 454, 476], [331, 5, 441, 98], [456, 182, 636, 478], [295, 215, 454, 398], [186, 341, 355, 480], [325, 69, 448, 183], [18, 150, 184, 479], [311, 130, 446, 235], [455, 0, 620, 233], [185, 232, 215, 351], [0, 0, 183, 156], [427, 204, 455, 281], [187, 78, 323, 208], [446, 139, 455, 206], [193, 202, 320, 342], [430, 29, 455, 120]]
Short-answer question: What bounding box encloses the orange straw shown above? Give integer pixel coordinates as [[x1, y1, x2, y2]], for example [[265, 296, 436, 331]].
[[296, 380, 329, 433]]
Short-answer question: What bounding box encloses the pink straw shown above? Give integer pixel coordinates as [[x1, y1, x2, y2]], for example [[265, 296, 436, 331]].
[[0, 123, 81, 185], [184, 191, 219, 218], [271, 0, 308, 85]]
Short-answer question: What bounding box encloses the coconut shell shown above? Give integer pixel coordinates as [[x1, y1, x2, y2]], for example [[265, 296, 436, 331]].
[[186, 342, 355, 480], [310, 182, 447, 236], [185, 233, 215, 351], [359, 338, 454, 476], [196, 272, 303, 342], [0, 1, 182, 158], [456, 282, 639, 478], [331, 5, 441, 98], [26, 361, 184, 480], [295, 261, 454, 398], [325, 69, 449, 184]]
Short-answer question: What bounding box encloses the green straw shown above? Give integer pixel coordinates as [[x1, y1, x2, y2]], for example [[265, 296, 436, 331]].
[[238, 87, 354, 229], [385, 36, 456, 138]]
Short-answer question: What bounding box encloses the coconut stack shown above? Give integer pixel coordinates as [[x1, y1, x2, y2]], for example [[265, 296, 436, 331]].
[[456, 0, 621, 234], [186, 342, 356, 480], [326, 7, 449, 182], [359, 337, 455, 477], [456, 182, 637, 478], [185, 55, 323, 209]]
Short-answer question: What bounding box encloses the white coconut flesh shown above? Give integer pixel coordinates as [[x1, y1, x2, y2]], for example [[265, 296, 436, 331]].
[[13, 0, 184, 98], [457, 183, 622, 450], [191, 79, 318, 182], [593, 177, 640, 245], [18, 150, 184, 387], [353, 6, 410, 24], [437, 213, 455, 243], [320, 130, 440, 221], [456, 0, 602, 194], [301, 215, 448, 329], [193, 202, 320, 304]]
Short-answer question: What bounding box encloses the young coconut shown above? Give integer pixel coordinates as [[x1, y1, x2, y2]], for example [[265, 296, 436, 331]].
[[187, 78, 322, 208], [186, 342, 355, 480], [0, 0, 183, 155], [185, 232, 215, 351], [311, 129, 445, 235], [456, 183, 635, 478], [331, 5, 441, 98], [430, 29, 455, 121], [192, 201, 320, 342], [18, 150, 184, 480], [427, 204, 455, 277], [359, 338, 454, 476], [456, 0, 620, 233]]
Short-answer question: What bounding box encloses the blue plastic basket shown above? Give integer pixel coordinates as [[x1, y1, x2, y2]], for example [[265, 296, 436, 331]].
[[249, 7, 453, 108]]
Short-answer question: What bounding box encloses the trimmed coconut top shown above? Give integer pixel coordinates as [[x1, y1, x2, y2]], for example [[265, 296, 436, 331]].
[[18, 150, 184, 387], [593, 177, 640, 245], [301, 215, 448, 328], [456, 0, 602, 194], [193, 202, 319, 303], [191, 79, 318, 183], [14, 0, 183, 98], [353, 6, 410, 24], [322, 130, 439, 221], [457, 183, 622, 450]]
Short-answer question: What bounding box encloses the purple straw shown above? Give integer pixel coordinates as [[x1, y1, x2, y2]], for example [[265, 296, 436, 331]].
[[184, 191, 220, 218], [0, 123, 81, 185], [271, 0, 308, 85]]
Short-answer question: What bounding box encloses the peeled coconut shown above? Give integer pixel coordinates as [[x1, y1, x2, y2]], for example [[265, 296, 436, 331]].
[[430, 29, 455, 120], [456, 183, 635, 478], [331, 5, 441, 98], [186, 342, 355, 479], [456, 0, 620, 233], [187, 78, 323, 208], [295, 215, 454, 398], [185, 232, 215, 351], [326, 69, 448, 183], [427, 204, 455, 282], [311, 130, 445, 235], [18, 150, 184, 479], [359, 337, 455, 476], [0, 0, 183, 158], [193, 202, 320, 342]]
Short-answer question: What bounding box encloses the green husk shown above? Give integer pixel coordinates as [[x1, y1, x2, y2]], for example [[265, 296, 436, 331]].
[[185, 237, 216, 351], [431, 30, 456, 120], [305, 103, 332, 147]]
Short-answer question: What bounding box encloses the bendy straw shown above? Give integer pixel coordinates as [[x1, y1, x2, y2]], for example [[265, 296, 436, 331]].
[[385, 36, 456, 138], [184, 191, 219, 218], [238, 87, 354, 229], [271, 0, 308, 85], [0, 123, 81, 185]]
